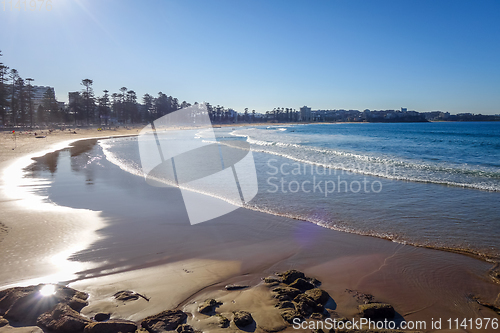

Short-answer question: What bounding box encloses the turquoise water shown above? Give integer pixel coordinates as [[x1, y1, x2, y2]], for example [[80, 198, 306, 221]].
[[33, 122, 500, 260]]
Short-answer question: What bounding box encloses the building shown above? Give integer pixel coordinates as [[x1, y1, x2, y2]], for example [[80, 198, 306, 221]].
[[300, 106, 312, 122], [31, 86, 55, 112]]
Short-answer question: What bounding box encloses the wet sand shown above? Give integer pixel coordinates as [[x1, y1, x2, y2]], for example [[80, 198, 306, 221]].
[[0, 127, 499, 332]]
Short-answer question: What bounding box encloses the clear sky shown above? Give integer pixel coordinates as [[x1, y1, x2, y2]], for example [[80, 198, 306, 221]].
[[1, 0, 499, 114]]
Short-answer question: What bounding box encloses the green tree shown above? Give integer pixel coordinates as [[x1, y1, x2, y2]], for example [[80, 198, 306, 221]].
[[25, 78, 34, 127], [81, 79, 94, 125], [0, 51, 9, 126], [98, 90, 110, 126], [9, 69, 19, 126], [142, 93, 155, 122]]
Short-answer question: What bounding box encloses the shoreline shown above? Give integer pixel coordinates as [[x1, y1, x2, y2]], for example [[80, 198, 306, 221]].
[[1, 126, 499, 266], [0, 126, 499, 332]]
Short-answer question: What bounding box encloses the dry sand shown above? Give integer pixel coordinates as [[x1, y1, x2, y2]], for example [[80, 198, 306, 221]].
[[0, 126, 499, 333]]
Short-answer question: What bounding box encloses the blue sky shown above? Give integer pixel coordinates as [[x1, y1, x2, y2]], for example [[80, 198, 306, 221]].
[[1, 0, 499, 114]]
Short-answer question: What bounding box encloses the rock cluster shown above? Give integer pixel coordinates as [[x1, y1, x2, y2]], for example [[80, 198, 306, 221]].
[[0, 284, 88, 325], [265, 270, 330, 323], [0, 284, 187, 333], [0, 270, 402, 333]]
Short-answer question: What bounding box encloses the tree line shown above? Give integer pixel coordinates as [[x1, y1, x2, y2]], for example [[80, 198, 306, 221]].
[[0, 50, 307, 128]]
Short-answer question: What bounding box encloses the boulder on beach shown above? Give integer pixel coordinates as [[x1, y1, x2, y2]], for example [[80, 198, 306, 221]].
[[93, 313, 111, 322], [280, 308, 302, 324], [84, 319, 137, 333], [113, 290, 139, 302], [358, 303, 395, 320], [141, 309, 187, 333], [0, 284, 88, 325], [37, 303, 91, 333], [294, 294, 324, 317], [224, 284, 249, 291], [272, 287, 301, 301], [215, 314, 229, 328], [305, 288, 330, 305], [198, 299, 222, 314], [280, 270, 306, 284], [288, 278, 315, 291], [275, 301, 295, 309], [175, 324, 195, 333], [232, 311, 253, 327], [0, 316, 8, 327]]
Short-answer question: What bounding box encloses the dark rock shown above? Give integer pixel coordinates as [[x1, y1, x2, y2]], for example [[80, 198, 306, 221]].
[[94, 313, 111, 322], [141, 309, 187, 333], [312, 329, 324, 333], [0, 284, 88, 325], [215, 314, 229, 328], [176, 324, 195, 333], [198, 299, 222, 314], [233, 311, 253, 327], [310, 312, 325, 320], [288, 278, 315, 291], [358, 303, 395, 320], [224, 284, 249, 291], [275, 301, 295, 309], [84, 320, 137, 333], [305, 289, 330, 305], [37, 303, 91, 333], [294, 294, 323, 316], [0, 316, 8, 327], [280, 309, 302, 324], [294, 300, 314, 317], [113, 291, 139, 301], [281, 270, 306, 284], [272, 287, 301, 301], [307, 277, 321, 287], [69, 297, 89, 312]]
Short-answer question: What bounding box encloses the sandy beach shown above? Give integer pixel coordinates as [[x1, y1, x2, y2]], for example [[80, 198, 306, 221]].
[[0, 126, 499, 333]]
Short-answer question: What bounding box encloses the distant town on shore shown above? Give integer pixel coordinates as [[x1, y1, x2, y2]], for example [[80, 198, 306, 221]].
[[1, 51, 499, 128]]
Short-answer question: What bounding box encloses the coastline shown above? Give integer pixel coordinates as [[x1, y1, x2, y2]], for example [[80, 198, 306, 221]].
[[0, 126, 499, 332]]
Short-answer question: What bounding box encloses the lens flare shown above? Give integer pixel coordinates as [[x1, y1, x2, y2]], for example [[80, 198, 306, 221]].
[[39, 284, 56, 296]]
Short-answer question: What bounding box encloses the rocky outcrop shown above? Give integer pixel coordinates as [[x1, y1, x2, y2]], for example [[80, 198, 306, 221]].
[[358, 303, 395, 320], [175, 324, 195, 333], [215, 314, 229, 328], [93, 313, 111, 322], [0, 284, 88, 325], [198, 299, 222, 314], [275, 301, 295, 309], [37, 303, 91, 333], [141, 309, 187, 333], [113, 291, 139, 301], [0, 316, 9, 327], [232, 310, 253, 327], [84, 320, 137, 333], [305, 288, 330, 305], [272, 287, 301, 301], [288, 278, 315, 291], [224, 284, 249, 291], [280, 308, 301, 323], [280, 270, 306, 284]]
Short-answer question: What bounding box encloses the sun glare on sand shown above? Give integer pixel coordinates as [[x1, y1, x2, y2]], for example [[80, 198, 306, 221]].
[[39, 284, 56, 296]]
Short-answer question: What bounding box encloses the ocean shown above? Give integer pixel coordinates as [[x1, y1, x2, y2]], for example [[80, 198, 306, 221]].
[[31, 122, 500, 261]]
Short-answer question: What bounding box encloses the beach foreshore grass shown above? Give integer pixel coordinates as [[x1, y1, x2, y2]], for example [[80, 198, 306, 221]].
[[0, 125, 499, 333]]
